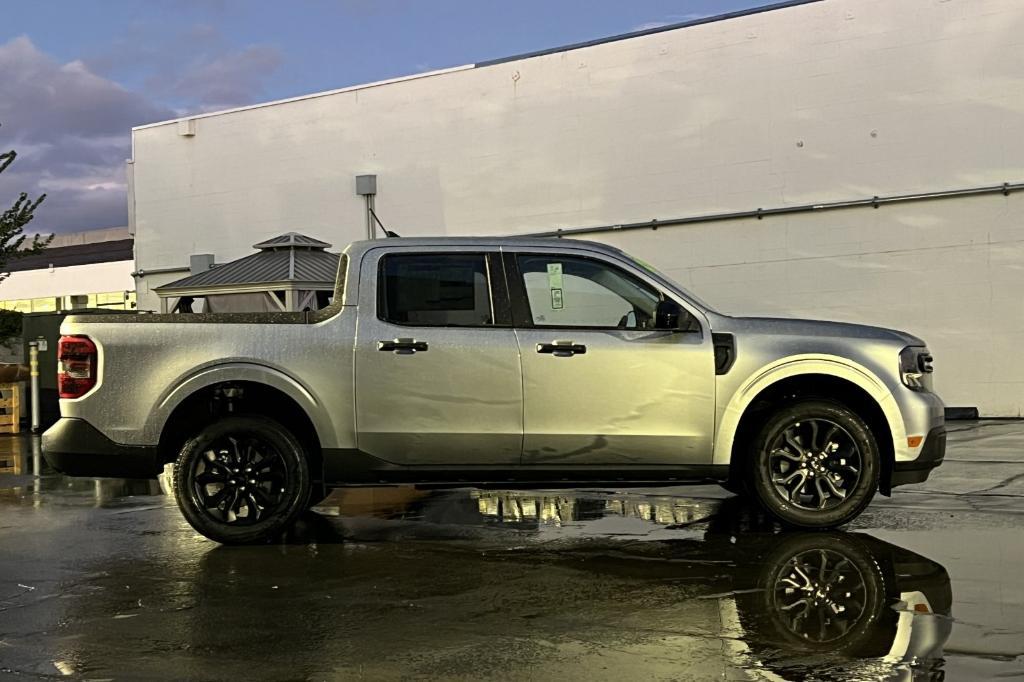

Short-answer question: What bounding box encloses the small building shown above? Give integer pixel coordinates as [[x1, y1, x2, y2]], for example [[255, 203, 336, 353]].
[[0, 226, 136, 315], [0, 226, 136, 364], [154, 232, 339, 313]]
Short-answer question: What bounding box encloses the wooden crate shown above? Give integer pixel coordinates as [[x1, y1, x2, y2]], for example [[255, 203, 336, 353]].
[[0, 382, 22, 434]]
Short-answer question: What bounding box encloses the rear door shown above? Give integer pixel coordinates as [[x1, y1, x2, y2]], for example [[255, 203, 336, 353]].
[[505, 247, 716, 466], [354, 247, 523, 466]]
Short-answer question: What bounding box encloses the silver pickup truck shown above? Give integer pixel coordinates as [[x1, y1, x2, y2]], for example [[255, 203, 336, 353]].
[[42, 237, 945, 543]]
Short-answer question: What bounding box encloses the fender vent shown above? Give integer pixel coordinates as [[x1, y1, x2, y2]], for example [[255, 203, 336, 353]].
[[712, 333, 736, 375]]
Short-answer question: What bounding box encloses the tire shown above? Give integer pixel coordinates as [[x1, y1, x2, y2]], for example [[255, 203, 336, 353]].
[[718, 478, 749, 497], [747, 400, 879, 528], [173, 415, 311, 544]]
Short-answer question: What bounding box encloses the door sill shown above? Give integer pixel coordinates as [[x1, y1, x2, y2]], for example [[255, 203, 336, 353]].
[[323, 448, 726, 486]]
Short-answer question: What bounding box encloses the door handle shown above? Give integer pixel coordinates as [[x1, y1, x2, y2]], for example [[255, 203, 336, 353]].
[[378, 338, 429, 354], [536, 341, 587, 357]]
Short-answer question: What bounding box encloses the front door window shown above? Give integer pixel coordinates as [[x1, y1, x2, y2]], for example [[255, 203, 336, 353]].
[[517, 255, 660, 329]]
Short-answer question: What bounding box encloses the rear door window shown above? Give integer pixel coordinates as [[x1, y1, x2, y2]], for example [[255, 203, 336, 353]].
[[379, 254, 494, 327]]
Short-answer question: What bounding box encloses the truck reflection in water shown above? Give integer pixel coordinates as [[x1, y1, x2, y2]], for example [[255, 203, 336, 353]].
[[0, 437, 162, 507], [471, 490, 717, 528], [33, 482, 949, 680], [311, 488, 952, 680]]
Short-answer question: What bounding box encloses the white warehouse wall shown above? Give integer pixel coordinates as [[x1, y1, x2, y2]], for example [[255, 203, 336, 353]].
[[130, 0, 1024, 415], [0, 260, 135, 301]]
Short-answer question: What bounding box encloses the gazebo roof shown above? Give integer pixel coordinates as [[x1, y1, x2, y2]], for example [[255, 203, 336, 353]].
[[155, 232, 339, 295], [252, 232, 333, 250]]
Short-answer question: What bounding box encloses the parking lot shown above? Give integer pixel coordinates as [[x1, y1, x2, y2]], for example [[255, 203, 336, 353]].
[[1, 420, 1022, 680]]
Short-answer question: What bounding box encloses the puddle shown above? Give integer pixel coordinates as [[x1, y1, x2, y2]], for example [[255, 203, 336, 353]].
[[3, 427, 1021, 679]]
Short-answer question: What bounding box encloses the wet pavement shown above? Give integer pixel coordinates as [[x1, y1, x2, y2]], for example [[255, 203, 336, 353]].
[[1, 422, 1022, 680]]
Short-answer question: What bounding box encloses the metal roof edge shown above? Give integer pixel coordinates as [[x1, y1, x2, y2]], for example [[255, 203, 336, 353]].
[[474, 0, 824, 68], [155, 280, 337, 297]]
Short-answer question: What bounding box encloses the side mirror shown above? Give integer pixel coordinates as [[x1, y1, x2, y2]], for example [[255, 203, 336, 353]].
[[655, 299, 684, 330]]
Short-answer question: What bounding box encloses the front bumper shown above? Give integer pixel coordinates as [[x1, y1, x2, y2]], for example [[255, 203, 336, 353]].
[[42, 418, 161, 479], [891, 425, 946, 488]]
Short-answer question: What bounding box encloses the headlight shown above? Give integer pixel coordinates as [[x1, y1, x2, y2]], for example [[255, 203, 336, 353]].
[[899, 346, 934, 390]]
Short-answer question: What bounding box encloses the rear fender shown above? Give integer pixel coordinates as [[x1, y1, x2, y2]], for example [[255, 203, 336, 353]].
[[144, 361, 332, 447]]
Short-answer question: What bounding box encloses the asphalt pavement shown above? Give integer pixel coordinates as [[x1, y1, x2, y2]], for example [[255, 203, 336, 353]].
[[1, 421, 1022, 680]]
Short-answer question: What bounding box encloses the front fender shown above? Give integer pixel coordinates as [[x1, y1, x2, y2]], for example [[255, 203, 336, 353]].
[[712, 355, 906, 466], [142, 361, 333, 447]]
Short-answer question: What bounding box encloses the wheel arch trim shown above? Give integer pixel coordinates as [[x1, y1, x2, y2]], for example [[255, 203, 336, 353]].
[[713, 355, 906, 467], [145, 362, 333, 448]]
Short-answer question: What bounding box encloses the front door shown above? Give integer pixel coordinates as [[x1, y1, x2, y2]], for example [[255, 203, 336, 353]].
[[355, 249, 523, 466], [507, 250, 716, 466]]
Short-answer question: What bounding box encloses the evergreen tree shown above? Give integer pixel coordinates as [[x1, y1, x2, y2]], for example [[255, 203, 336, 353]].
[[1, 122, 53, 346]]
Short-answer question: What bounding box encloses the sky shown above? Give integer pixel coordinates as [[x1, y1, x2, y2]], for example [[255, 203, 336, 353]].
[[0, 0, 768, 235]]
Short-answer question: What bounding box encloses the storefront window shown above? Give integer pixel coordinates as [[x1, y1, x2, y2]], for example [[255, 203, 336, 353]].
[[30, 297, 58, 312], [0, 291, 136, 313]]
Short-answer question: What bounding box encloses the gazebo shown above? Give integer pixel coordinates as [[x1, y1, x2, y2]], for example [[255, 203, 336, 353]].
[[155, 232, 339, 313]]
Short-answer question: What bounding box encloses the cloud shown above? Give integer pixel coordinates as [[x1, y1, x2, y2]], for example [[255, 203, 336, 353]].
[[632, 21, 671, 31], [0, 29, 283, 234], [0, 36, 175, 234], [86, 23, 283, 114], [161, 44, 283, 112], [0, 37, 171, 142], [631, 13, 710, 32]]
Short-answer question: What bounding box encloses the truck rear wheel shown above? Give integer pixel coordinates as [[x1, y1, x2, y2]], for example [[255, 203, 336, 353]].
[[173, 416, 311, 544], [748, 400, 878, 528]]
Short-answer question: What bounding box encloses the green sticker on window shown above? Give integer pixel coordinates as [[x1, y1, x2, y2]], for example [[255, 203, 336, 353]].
[[550, 288, 563, 309], [546, 263, 563, 289]]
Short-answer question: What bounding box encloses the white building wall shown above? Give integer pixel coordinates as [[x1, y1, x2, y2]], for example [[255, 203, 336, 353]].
[[0, 260, 135, 301], [130, 0, 1024, 415]]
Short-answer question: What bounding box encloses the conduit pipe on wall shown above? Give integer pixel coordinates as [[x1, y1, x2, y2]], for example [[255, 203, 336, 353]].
[[526, 181, 1024, 239], [131, 266, 189, 278], [356, 175, 379, 240]]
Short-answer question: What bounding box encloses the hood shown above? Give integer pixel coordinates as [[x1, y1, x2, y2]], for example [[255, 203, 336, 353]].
[[711, 314, 926, 346]]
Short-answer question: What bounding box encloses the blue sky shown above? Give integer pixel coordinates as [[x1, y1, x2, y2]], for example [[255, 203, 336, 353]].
[[1, 1, 767, 233]]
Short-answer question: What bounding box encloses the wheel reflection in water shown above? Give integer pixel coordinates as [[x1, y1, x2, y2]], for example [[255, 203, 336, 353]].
[[771, 547, 868, 643]]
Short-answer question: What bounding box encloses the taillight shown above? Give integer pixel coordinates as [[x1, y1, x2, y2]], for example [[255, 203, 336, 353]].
[[58, 335, 97, 399]]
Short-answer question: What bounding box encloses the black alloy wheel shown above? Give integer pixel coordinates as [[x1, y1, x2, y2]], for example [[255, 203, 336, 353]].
[[767, 418, 863, 512], [749, 400, 879, 528], [190, 433, 289, 525], [174, 416, 311, 544]]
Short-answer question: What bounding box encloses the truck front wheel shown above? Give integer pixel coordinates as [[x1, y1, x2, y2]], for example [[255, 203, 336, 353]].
[[748, 400, 879, 528], [173, 416, 311, 544]]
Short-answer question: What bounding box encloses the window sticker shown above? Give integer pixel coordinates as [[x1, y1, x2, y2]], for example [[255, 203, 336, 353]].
[[550, 288, 564, 310], [546, 263, 563, 289]]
